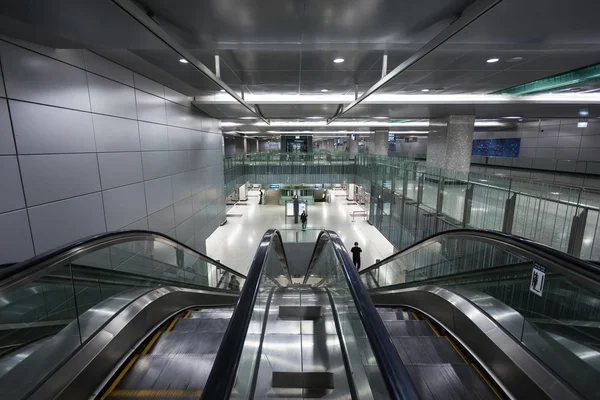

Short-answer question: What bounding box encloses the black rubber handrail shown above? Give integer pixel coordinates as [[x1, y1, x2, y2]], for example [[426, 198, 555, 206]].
[[200, 229, 292, 400], [0, 230, 246, 292], [359, 228, 600, 291], [303, 230, 421, 400]]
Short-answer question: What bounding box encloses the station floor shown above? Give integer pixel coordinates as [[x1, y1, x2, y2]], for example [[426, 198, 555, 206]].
[[206, 190, 396, 275]]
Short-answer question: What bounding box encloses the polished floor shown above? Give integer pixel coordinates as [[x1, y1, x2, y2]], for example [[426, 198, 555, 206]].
[[206, 190, 395, 275]]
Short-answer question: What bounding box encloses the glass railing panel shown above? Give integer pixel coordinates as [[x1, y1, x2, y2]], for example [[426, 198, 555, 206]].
[[0, 232, 246, 399]]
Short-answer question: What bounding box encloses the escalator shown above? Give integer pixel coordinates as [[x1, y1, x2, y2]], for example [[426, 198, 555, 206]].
[[0, 228, 596, 399]]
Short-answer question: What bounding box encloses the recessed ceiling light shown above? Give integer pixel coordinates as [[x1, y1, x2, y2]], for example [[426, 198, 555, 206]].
[[240, 117, 256, 120], [578, 121, 588, 128], [486, 58, 499, 63], [321, 89, 329, 92], [179, 58, 188, 63], [220, 89, 225, 92], [580, 109, 589, 116], [374, 117, 389, 119], [306, 116, 324, 119], [421, 89, 430, 92], [506, 57, 524, 63], [502, 116, 522, 119], [333, 58, 345, 63]]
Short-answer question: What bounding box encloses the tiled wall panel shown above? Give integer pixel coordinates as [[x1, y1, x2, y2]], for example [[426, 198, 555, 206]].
[[0, 38, 224, 264]]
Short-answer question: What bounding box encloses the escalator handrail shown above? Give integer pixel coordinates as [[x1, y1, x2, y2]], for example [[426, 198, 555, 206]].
[[201, 229, 292, 399], [359, 228, 600, 288], [303, 230, 421, 400], [0, 229, 246, 290]]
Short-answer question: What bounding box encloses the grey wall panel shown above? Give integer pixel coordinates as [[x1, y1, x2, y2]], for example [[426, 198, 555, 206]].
[[581, 135, 600, 148], [557, 136, 582, 148], [175, 216, 194, 244], [189, 150, 201, 169], [148, 205, 176, 234], [144, 176, 173, 214], [142, 151, 170, 180], [172, 172, 192, 203], [19, 154, 101, 206], [0, 99, 15, 155], [139, 121, 169, 151], [195, 233, 207, 254], [193, 208, 207, 233], [0, 156, 25, 213], [167, 126, 192, 150], [0, 63, 5, 97], [185, 234, 196, 249], [174, 196, 193, 226], [536, 136, 558, 148], [577, 148, 599, 162], [169, 150, 191, 174], [1, 38, 86, 68], [0, 42, 91, 111], [535, 148, 556, 159], [206, 132, 223, 150], [87, 73, 137, 119], [98, 152, 143, 190], [189, 131, 204, 150], [0, 209, 34, 263], [120, 217, 148, 231], [84, 51, 133, 86], [192, 190, 207, 213], [164, 88, 189, 107], [102, 183, 147, 231], [93, 114, 140, 152], [166, 101, 202, 130], [10, 100, 95, 154], [28, 193, 106, 254], [191, 169, 205, 193], [134, 73, 165, 98], [555, 148, 580, 160], [135, 90, 166, 125]]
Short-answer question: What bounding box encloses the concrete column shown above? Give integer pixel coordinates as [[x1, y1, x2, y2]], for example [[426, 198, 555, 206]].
[[348, 134, 359, 153], [426, 115, 475, 173], [372, 129, 389, 156], [243, 137, 248, 153]]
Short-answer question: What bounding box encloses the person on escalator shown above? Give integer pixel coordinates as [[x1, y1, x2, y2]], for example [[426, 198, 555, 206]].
[[228, 275, 240, 291], [351, 242, 362, 270]]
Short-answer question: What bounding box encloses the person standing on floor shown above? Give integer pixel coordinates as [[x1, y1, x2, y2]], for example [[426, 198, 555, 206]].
[[351, 242, 362, 270], [300, 210, 308, 230]]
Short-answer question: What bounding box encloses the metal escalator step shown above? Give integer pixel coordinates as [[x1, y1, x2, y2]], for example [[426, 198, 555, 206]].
[[114, 354, 214, 393], [392, 337, 466, 364], [384, 320, 436, 337], [171, 318, 230, 333], [150, 332, 224, 356], [377, 310, 415, 321], [189, 310, 233, 319], [406, 364, 497, 400]]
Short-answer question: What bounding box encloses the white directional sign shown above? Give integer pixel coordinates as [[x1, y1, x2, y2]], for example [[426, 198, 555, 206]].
[[530, 263, 546, 297]]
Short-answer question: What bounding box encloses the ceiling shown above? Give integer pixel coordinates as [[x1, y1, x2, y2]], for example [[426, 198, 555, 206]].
[[1, 0, 600, 137]]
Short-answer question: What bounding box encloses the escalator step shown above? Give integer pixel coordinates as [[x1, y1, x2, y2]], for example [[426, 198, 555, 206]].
[[113, 354, 213, 394], [171, 318, 230, 333], [406, 364, 497, 400], [279, 305, 322, 320], [384, 320, 436, 337], [150, 332, 224, 356], [392, 337, 466, 365], [272, 371, 334, 389], [377, 311, 415, 321], [189, 310, 233, 319]]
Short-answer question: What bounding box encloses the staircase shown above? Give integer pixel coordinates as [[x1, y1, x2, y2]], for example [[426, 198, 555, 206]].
[[264, 189, 281, 205]]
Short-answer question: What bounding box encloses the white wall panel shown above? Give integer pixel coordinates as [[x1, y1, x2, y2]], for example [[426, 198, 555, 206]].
[[10, 101, 95, 154]]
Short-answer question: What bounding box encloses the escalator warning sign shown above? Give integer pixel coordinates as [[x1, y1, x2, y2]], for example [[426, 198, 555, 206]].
[[530, 263, 546, 297]]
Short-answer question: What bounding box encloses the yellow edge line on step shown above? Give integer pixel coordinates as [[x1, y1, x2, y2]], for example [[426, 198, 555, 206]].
[[411, 311, 420, 320], [100, 355, 139, 400], [184, 310, 191, 318], [165, 317, 178, 332], [425, 320, 441, 336]]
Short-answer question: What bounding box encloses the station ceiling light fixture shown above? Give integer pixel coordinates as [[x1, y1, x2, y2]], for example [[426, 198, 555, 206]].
[[486, 58, 500, 63], [506, 56, 524, 63], [502, 116, 522, 119], [321, 89, 329, 92], [580, 109, 589, 116], [179, 58, 188, 63], [220, 89, 225, 92], [333, 58, 345, 63], [421, 89, 430, 92]]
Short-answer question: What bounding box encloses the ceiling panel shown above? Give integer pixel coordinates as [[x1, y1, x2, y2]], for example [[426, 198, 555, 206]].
[[258, 104, 341, 119]]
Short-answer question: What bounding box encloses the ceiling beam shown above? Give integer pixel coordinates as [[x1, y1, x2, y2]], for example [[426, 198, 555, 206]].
[[111, 0, 269, 124], [328, 0, 504, 124]]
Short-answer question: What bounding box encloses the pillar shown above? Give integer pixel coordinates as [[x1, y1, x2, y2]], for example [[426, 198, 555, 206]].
[[372, 129, 389, 156], [426, 115, 475, 173], [348, 134, 359, 153]]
